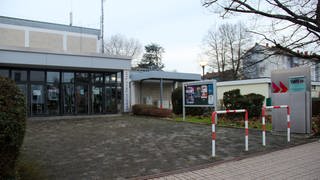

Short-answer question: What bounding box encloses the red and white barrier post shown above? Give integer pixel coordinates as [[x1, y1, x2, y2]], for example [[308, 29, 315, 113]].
[[261, 105, 291, 146], [211, 112, 217, 157], [211, 109, 248, 157]]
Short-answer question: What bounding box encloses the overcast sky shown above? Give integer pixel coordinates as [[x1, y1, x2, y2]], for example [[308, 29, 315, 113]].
[[1, 0, 246, 74]]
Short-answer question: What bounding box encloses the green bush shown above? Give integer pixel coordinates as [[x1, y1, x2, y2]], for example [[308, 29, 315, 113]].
[[244, 93, 265, 117], [223, 89, 244, 110], [0, 77, 26, 179], [312, 115, 320, 136], [223, 89, 265, 118], [132, 104, 172, 117], [171, 87, 183, 115]]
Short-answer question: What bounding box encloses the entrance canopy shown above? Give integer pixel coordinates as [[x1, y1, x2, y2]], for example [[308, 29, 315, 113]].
[[130, 71, 201, 82], [130, 71, 201, 109]]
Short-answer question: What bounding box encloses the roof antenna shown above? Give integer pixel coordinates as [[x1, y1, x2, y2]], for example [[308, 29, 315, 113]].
[[101, 0, 105, 53], [69, 12, 73, 26]]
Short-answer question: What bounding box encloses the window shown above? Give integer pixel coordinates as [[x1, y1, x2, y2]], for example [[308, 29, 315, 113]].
[[30, 71, 45, 82], [117, 72, 122, 83], [92, 73, 104, 84], [12, 70, 27, 82], [47, 72, 60, 83], [62, 72, 74, 83], [0, 69, 9, 77], [75, 72, 89, 83], [105, 73, 117, 83]]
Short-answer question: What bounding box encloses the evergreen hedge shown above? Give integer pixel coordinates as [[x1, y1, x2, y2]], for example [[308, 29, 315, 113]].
[[223, 89, 265, 118], [0, 77, 26, 179]]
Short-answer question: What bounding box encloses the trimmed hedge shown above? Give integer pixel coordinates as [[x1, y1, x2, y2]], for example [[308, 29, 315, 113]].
[[132, 104, 172, 118], [223, 89, 265, 118], [171, 87, 183, 115], [0, 77, 26, 179]]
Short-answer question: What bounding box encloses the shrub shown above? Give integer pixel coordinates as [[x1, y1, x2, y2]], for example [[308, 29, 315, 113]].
[[171, 87, 183, 115], [312, 115, 320, 136], [244, 93, 265, 117], [132, 104, 172, 117], [223, 89, 245, 110], [223, 89, 265, 118], [0, 77, 26, 179]]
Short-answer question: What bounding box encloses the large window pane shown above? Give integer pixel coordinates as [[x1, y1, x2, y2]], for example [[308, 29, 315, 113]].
[[92, 73, 104, 84], [76, 85, 88, 114], [117, 85, 122, 112], [30, 71, 45, 82], [31, 85, 45, 115], [117, 72, 122, 83], [0, 69, 9, 77], [47, 72, 60, 83], [105, 73, 117, 83], [92, 86, 103, 114], [62, 72, 74, 83], [47, 84, 59, 115], [63, 84, 74, 114], [75, 72, 89, 83], [105, 85, 117, 113], [12, 70, 27, 82]]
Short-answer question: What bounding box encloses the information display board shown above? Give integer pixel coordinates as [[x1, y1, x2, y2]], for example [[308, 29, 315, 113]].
[[182, 80, 217, 120]]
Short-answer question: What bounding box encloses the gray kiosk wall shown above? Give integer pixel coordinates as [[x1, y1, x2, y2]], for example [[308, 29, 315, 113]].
[[271, 67, 311, 134]]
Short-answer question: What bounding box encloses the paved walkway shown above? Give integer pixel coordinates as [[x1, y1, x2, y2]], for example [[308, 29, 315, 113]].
[[151, 141, 320, 180]]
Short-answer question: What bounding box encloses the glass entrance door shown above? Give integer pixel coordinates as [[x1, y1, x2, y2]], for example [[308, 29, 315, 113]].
[[76, 85, 88, 114], [47, 84, 59, 115], [31, 84, 45, 115], [62, 84, 74, 114], [105, 85, 117, 113], [92, 86, 103, 114]]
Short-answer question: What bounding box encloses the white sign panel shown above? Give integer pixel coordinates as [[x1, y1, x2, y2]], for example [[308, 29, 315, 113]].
[[123, 70, 130, 112]]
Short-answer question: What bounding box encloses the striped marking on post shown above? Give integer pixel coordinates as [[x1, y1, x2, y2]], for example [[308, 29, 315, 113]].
[[211, 109, 248, 157], [211, 112, 217, 157], [262, 105, 291, 146]]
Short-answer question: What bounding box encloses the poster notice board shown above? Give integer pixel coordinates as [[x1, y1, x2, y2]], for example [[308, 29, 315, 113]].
[[182, 80, 217, 120], [185, 84, 215, 106]]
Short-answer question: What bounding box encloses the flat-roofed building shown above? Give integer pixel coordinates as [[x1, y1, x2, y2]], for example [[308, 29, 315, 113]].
[[0, 16, 131, 117]]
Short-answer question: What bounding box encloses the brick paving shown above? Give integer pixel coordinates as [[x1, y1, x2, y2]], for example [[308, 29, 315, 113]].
[[21, 116, 315, 179], [151, 141, 320, 180]]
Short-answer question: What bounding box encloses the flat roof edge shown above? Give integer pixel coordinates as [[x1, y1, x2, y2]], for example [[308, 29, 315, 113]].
[[0, 16, 100, 36], [0, 46, 132, 60], [217, 78, 271, 86]]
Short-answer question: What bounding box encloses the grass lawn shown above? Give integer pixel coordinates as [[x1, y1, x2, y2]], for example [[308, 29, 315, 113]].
[[174, 116, 272, 131]]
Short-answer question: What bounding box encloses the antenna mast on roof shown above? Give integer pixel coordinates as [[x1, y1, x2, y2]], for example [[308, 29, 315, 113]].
[[69, 12, 73, 26], [100, 0, 105, 53]]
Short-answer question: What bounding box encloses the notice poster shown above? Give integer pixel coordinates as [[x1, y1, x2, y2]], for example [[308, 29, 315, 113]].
[[33, 90, 41, 96], [186, 86, 195, 104], [201, 85, 208, 99], [208, 95, 214, 105]]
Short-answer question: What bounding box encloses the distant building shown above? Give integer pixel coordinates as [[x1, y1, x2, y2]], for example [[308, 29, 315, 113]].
[[0, 16, 131, 117], [242, 43, 320, 82]]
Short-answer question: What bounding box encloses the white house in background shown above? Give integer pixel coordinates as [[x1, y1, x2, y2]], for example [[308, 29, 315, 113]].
[[243, 43, 320, 82]]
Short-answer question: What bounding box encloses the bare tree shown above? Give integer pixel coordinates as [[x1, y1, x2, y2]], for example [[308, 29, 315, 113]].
[[104, 34, 142, 59], [203, 22, 251, 80], [202, 0, 320, 60]]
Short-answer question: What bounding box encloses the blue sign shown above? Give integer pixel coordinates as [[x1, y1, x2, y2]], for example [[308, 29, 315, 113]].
[[289, 76, 306, 92]]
